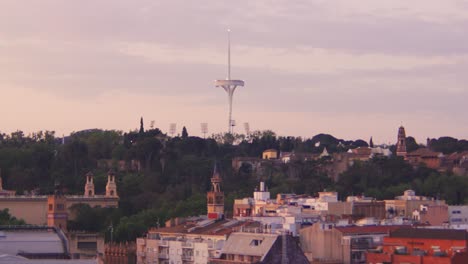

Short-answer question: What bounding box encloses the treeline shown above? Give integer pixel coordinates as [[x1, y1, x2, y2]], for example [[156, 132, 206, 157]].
[[0, 125, 467, 242], [336, 157, 468, 204]]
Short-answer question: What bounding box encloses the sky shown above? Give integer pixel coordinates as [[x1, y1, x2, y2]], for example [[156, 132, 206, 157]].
[[1, 0, 467, 144]]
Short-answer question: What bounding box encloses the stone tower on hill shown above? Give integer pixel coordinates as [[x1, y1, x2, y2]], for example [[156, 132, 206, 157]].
[[207, 164, 224, 219], [396, 126, 407, 157]]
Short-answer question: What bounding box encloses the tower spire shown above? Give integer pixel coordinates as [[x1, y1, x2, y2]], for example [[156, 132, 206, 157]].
[[227, 29, 231, 80], [396, 126, 407, 157], [215, 29, 245, 134], [207, 162, 224, 219]]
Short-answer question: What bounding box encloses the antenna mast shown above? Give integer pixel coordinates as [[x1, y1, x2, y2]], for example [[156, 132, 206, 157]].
[[227, 29, 231, 80], [215, 29, 245, 134]]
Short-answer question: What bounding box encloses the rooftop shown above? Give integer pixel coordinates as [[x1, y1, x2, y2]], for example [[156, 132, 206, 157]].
[[220, 232, 278, 258], [335, 225, 406, 235], [0, 254, 96, 263], [150, 219, 261, 237], [0, 227, 66, 255], [407, 148, 442, 158], [390, 228, 468, 240]]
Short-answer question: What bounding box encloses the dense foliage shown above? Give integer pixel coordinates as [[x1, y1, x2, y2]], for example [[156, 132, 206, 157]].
[[0, 125, 467, 241], [0, 208, 26, 225]]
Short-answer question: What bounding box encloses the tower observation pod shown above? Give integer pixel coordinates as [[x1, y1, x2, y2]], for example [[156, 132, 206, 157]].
[[215, 29, 245, 134]]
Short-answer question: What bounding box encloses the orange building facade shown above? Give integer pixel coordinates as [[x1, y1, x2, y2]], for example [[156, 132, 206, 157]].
[[367, 228, 468, 264]]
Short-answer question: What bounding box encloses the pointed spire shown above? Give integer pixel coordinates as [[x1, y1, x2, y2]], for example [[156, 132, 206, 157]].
[[210, 161, 222, 192], [212, 162, 220, 179], [369, 137, 374, 148], [227, 29, 231, 80], [207, 160, 224, 219]]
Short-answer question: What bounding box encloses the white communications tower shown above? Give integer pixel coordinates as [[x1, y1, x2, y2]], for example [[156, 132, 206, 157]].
[[215, 29, 245, 134]]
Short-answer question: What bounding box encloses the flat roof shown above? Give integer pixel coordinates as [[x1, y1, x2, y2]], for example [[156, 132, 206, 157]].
[[0, 229, 65, 255], [151, 219, 261, 236], [390, 228, 468, 240]]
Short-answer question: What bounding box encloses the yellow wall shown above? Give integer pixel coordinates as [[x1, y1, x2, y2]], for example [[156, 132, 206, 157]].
[[262, 150, 278, 160], [0, 195, 118, 225], [0, 197, 48, 225]]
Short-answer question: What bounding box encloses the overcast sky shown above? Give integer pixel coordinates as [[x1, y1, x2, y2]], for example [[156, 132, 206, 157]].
[[1, 0, 467, 144]]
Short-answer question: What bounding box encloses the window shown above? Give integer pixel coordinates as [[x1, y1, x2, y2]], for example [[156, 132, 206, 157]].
[[57, 204, 65, 210], [250, 239, 263, 246], [77, 242, 97, 250], [49, 204, 53, 210]]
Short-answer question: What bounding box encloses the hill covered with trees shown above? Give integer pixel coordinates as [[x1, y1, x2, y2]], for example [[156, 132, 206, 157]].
[[0, 123, 467, 242]]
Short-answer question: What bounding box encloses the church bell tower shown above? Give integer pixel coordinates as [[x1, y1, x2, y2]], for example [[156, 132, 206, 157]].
[[207, 165, 224, 219], [396, 126, 407, 157]]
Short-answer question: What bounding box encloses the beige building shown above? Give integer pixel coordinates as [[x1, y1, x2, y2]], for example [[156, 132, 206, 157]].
[[0, 170, 119, 225], [385, 190, 446, 218], [300, 223, 404, 264], [412, 204, 449, 226], [68, 232, 106, 259], [136, 217, 237, 264]]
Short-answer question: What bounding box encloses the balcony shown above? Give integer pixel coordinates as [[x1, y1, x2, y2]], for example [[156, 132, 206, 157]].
[[159, 240, 169, 247], [351, 241, 372, 250], [182, 241, 193, 248], [158, 253, 169, 259], [182, 255, 194, 261]]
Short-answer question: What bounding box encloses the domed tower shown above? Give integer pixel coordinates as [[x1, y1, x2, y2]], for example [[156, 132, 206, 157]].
[[84, 172, 95, 197], [106, 170, 118, 198], [207, 165, 224, 219], [47, 184, 67, 231], [396, 126, 407, 157]]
